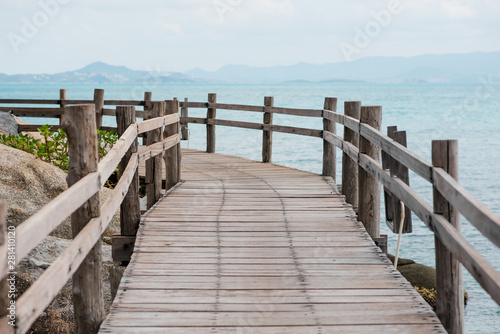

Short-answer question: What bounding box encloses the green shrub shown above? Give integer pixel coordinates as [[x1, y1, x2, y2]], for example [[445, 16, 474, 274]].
[[0, 125, 118, 173]]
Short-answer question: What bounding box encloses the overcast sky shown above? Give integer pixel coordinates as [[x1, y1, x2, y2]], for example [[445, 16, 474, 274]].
[[0, 0, 499, 74]]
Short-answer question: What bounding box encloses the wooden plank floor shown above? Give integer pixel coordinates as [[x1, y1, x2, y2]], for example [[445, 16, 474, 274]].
[[100, 149, 445, 333]]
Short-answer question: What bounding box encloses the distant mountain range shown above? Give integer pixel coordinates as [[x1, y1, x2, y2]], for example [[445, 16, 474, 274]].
[[1, 52, 499, 84], [186, 52, 500, 84], [0, 62, 198, 84]]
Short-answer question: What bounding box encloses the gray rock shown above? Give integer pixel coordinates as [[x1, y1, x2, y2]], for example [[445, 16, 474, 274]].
[[17, 235, 120, 322], [0, 111, 18, 135], [0, 144, 120, 240]]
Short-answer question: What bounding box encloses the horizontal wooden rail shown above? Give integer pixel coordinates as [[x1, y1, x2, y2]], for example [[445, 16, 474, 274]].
[[0, 99, 60, 104], [185, 117, 323, 138], [324, 126, 500, 306], [138, 134, 180, 162], [357, 153, 500, 306], [0, 107, 63, 116], [15, 152, 140, 334], [324, 109, 433, 182], [1, 95, 183, 332], [268, 106, 323, 117], [433, 168, 500, 248], [181, 101, 324, 118], [209, 118, 262, 131], [137, 114, 179, 135], [17, 124, 61, 132]]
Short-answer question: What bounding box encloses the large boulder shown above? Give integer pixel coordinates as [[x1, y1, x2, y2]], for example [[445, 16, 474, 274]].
[[0, 144, 120, 240]]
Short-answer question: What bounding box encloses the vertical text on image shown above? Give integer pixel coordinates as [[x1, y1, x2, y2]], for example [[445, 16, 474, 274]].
[[6, 226, 17, 327]]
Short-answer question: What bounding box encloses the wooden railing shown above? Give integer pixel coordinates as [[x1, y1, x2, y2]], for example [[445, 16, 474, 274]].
[[178, 94, 500, 334], [0, 96, 181, 333], [1, 90, 500, 334]]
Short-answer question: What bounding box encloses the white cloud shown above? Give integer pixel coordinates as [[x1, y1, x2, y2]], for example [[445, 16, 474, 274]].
[[440, 1, 476, 19]]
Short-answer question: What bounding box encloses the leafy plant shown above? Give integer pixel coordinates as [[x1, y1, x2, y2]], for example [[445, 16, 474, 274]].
[[0, 125, 118, 173]]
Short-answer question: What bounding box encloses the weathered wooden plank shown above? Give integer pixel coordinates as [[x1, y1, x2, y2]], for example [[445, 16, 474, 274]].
[[432, 140, 464, 333], [262, 96, 274, 163], [322, 98, 337, 180], [342, 101, 361, 209], [116, 106, 141, 238], [433, 167, 500, 248], [145, 102, 164, 209], [358, 106, 382, 239], [137, 114, 179, 134], [206, 94, 217, 153], [0, 107, 63, 116], [100, 149, 443, 333], [267, 106, 323, 118], [99, 325, 444, 334], [358, 152, 500, 306]]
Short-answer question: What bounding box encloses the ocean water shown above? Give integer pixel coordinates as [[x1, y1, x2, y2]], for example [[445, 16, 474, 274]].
[[2, 82, 499, 333]]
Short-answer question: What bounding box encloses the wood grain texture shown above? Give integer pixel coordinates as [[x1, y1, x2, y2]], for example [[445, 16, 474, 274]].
[[116, 106, 140, 237], [164, 100, 181, 190], [358, 106, 382, 239], [323, 97, 337, 180], [432, 140, 464, 334], [62, 104, 104, 334], [342, 101, 361, 208], [262, 96, 274, 163], [99, 149, 444, 333], [145, 102, 164, 209], [94, 89, 105, 129], [207, 93, 217, 153]]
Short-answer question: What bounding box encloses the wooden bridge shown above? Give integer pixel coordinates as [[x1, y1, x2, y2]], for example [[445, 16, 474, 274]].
[[99, 149, 444, 333], [1, 90, 499, 334]]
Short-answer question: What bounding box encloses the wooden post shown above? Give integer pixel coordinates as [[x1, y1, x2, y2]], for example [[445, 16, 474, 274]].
[[262, 96, 274, 163], [382, 126, 398, 228], [390, 131, 412, 233], [342, 101, 361, 208], [116, 106, 141, 235], [61, 104, 104, 334], [93, 89, 105, 129], [322, 98, 337, 181], [358, 106, 382, 239], [181, 98, 189, 140], [207, 93, 216, 153], [165, 100, 181, 190], [59, 89, 66, 125], [432, 140, 464, 334], [142, 92, 152, 145], [145, 102, 164, 209], [144, 92, 152, 114]]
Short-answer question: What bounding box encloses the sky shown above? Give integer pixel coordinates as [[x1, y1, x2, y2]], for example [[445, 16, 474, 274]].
[[0, 0, 499, 75]]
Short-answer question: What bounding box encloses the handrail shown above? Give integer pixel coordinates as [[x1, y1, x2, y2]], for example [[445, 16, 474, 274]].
[[0, 99, 181, 334], [1, 90, 499, 333]]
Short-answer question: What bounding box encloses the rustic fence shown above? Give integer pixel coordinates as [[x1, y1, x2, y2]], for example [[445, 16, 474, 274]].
[[1, 89, 500, 334], [0, 93, 181, 333]]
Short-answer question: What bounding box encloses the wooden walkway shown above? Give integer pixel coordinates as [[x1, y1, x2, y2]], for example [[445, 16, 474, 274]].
[[100, 149, 445, 333]]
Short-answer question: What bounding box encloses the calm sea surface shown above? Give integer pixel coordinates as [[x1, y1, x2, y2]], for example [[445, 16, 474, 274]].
[[2, 82, 499, 333]]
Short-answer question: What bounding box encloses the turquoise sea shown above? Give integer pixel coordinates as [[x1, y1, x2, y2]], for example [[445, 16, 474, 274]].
[[2, 82, 500, 333]]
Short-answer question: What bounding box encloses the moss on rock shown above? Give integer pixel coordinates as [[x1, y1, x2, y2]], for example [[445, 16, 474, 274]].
[[387, 254, 468, 309]]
